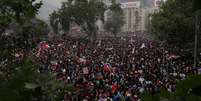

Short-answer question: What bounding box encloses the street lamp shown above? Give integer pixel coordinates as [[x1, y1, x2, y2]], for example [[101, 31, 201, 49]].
[[194, 11, 198, 68], [193, 0, 201, 68]]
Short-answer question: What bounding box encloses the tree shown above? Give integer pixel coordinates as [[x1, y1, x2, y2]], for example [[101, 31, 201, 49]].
[[0, 55, 75, 101], [49, 11, 60, 34], [193, 0, 201, 11], [0, 56, 40, 101], [141, 75, 201, 101], [0, 0, 44, 63], [49, 0, 107, 40], [104, 1, 124, 37], [151, 0, 195, 47], [0, 0, 42, 28], [0, 18, 49, 64]]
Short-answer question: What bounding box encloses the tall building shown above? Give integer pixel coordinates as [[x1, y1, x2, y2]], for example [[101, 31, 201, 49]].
[[98, 0, 161, 33], [120, 0, 162, 33], [120, 0, 145, 32]]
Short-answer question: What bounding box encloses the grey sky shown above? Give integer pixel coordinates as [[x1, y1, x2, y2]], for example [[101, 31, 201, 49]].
[[37, 0, 163, 21], [37, 0, 66, 21]]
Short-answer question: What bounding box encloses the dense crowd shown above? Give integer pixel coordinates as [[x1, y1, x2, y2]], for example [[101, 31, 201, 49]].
[[36, 34, 197, 101]]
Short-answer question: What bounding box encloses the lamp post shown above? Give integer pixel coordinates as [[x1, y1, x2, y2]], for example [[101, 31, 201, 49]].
[[194, 11, 198, 68], [193, 0, 201, 68]]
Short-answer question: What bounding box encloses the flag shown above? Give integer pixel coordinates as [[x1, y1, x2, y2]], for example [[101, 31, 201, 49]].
[[79, 57, 87, 64], [98, 40, 101, 46], [168, 54, 180, 59], [103, 63, 111, 73], [83, 67, 89, 74], [40, 42, 50, 49], [14, 53, 20, 57], [112, 84, 118, 94], [36, 41, 50, 57], [198, 68, 201, 74], [132, 47, 135, 54], [58, 43, 63, 47], [140, 43, 146, 49]]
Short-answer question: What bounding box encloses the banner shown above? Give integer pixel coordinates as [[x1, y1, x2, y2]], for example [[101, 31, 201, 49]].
[[83, 67, 89, 74], [121, 1, 140, 8]]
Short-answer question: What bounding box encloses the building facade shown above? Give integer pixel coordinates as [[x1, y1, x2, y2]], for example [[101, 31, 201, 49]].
[[120, 0, 144, 32], [120, 0, 162, 32], [98, 0, 162, 33]]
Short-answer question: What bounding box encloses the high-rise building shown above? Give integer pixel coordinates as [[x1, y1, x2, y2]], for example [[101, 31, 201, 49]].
[[120, 0, 162, 33], [120, 0, 145, 32], [98, 0, 161, 33]]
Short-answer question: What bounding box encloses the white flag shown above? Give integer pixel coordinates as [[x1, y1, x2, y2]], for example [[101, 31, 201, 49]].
[[140, 43, 146, 49]]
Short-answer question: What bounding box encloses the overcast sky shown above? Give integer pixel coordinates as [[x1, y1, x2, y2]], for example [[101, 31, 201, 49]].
[[37, 0, 66, 21], [37, 0, 166, 21]]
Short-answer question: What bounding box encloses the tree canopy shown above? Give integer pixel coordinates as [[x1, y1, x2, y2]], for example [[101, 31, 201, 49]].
[[0, 0, 42, 28], [0, 0, 47, 63], [104, 1, 124, 36], [141, 75, 201, 101], [49, 0, 123, 39], [151, 0, 196, 47]]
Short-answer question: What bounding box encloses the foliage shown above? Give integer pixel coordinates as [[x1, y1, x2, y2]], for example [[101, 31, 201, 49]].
[[193, 0, 201, 11], [0, 1, 75, 101], [0, 0, 44, 63], [141, 75, 201, 101], [0, 0, 42, 28], [0, 18, 49, 62], [141, 92, 160, 101], [50, 11, 60, 34], [49, 0, 122, 39], [19, 18, 49, 49], [151, 0, 195, 46], [0, 56, 75, 101], [49, 0, 106, 37], [104, 1, 124, 36], [0, 56, 40, 101]]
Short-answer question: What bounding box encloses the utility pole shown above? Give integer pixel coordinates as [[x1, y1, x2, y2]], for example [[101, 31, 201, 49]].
[[193, 0, 201, 68], [194, 11, 200, 68]]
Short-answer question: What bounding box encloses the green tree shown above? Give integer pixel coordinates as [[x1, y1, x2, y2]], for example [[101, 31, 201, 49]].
[[104, 1, 124, 37], [141, 75, 201, 101], [0, 18, 49, 63], [0, 0, 42, 28], [0, 0, 44, 63], [19, 18, 49, 49], [0, 56, 75, 101], [151, 0, 195, 47], [0, 56, 40, 101], [49, 10, 60, 34], [49, 0, 107, 40]]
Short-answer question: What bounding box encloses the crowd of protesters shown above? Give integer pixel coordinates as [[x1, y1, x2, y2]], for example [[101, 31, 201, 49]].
[[35, 33, 197, 101]]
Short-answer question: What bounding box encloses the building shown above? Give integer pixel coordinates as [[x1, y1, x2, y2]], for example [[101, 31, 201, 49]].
[[120, 0, 144, 32], [99, 0, 151, 33], [98, 0, 162, 33], [121, 0, 164, 33]]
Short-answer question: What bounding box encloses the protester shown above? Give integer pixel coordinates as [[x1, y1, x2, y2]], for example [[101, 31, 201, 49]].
[[35, 33, 196, 101]]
